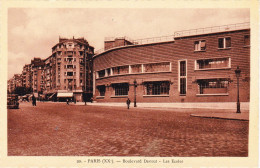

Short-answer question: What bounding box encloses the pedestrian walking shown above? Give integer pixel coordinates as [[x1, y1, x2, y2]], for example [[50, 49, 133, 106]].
[[66, 98, 69, 105], [126, 98, 131, 109], [32, 95, 36, 106]]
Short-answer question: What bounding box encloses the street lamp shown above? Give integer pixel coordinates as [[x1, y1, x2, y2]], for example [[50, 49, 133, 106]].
[[133, 79, 137, 107], [235, 66, 241, 113]]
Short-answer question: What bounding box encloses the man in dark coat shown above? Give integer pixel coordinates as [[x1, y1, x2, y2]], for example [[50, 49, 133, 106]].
[[32, 95, 36, 106], [126, 98, 131, 109]]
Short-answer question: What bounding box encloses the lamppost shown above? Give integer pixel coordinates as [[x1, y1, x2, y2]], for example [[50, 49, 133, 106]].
[[235, 66, 241, 113], [133, 79, 137, 107]]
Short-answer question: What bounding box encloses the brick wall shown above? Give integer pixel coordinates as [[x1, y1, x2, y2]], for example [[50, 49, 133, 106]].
[[93, 29, 250, 103]]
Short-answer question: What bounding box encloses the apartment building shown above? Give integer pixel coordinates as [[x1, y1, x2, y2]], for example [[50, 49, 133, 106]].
[[8, 37, 94, 101], [22, 64, 32, 89], [7, 74, 23, 93], [30, 58, 45, 96], [44, 37, 94, 101]]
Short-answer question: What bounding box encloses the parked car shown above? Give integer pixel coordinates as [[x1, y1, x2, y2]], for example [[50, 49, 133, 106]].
[[7, 94, 19, 109]]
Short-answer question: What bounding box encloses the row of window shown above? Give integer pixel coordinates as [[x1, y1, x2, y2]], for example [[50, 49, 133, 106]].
[[64, 72, 76, 76], [194, 35, 250, 51], [55, 51, 85, 57], [97, 62, 171, 79], [64, 65, 76, 69], [195, 57, 230, 70], [96, 58, 231, 79], [64, 58, 77, 62], [53, 43, 86, 52], [97, 78, 229, 97]]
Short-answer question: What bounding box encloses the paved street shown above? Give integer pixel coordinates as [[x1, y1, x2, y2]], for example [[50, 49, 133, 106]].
[[8, 102, 248, 156]]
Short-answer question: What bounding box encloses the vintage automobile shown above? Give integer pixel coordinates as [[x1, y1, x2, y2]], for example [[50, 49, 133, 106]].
[[7, 94, 19, 109]]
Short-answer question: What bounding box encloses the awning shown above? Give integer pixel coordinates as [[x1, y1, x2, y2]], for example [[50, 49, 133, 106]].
[[57, 92, 73, 98], [48, 92, 56, 99], [39, 94, 45, 98]]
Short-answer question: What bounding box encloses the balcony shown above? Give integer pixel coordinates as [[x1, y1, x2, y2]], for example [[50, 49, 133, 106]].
[[65, 75, 74, 79], [67, 48, 74, 51]]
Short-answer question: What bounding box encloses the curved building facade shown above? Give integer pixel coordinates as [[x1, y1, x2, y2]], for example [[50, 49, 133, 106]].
[[93, 24, 250, 103]]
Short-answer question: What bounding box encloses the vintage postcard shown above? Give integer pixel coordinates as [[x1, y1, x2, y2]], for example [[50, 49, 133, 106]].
[[0, 0, 259, 168]]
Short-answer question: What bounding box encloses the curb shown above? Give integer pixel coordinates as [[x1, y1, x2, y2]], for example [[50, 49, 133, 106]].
[[190, 114, 249, 121]]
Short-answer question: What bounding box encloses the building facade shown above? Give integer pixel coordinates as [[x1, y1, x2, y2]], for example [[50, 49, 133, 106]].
[[31, 58, 45, 95], [7, 74, 23, 93], [93, 23, 250, 103], [8, 37, 94, 101], [43, 37, 94, 101], [22, 64, 32, 89]]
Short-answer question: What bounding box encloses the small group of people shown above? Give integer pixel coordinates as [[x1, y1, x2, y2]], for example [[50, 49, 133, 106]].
[[67, 97, 94, 105], [31, 96, 131, 108]]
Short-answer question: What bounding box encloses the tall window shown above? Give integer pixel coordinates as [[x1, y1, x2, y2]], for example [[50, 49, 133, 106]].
[[179, 60, 186, 95], [244, 35, 250, 46], [218, 37, 231, 49], [144, 81, 170, 95], [97, 85, 106, 96], [196, 57, 230, 70], [113, 83, 129, 96], [194, 40, 206, 51], [197, 79, 229, 94]]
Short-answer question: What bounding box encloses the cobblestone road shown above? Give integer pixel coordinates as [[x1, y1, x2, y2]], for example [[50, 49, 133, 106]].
[[8, 102, 248, 156]]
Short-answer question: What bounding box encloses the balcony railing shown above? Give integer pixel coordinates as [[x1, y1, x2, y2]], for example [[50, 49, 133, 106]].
[[95, 35, 174, 55], [94, 22, 250, 56], [174, 22, 250, 37]]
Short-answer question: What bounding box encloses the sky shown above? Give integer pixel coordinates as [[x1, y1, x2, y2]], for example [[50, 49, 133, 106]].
[[8, 8, 250, 79]]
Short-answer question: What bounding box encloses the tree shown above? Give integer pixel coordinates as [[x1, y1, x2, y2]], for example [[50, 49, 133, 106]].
[[13, 87, 33, 96], [13, 87, 26, 96]]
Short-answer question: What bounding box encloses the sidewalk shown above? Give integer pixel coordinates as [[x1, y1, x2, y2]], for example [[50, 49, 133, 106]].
[[71, 102, 249, 121], [72, 102, 249, 110], [190, 111, 249, 121]]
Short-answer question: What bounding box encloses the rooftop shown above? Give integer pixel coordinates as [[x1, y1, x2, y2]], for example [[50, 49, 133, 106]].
[[174, 22, 250, 37], [52, 36, 90, 49], [95, 22, 250, 55]]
